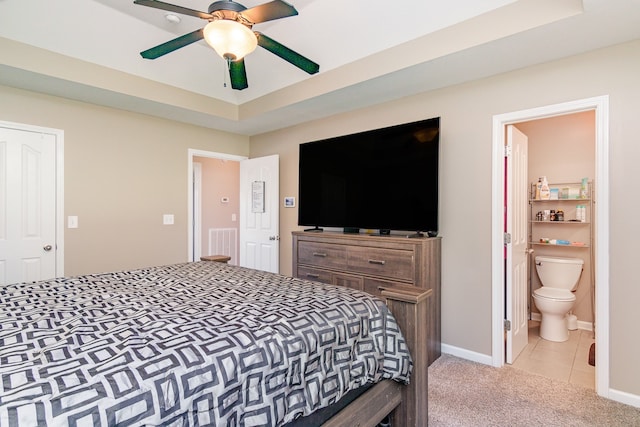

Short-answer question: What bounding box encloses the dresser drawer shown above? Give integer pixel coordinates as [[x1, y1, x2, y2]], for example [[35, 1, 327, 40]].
[[296, 266, 332, 284], [363, 278, 422, 299], [332, 272, 364, 291], [347, 247, 415, 282], [297, 241, 347, 269]]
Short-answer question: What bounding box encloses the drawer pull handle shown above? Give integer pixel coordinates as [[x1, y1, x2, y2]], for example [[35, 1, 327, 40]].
[[306, 273, 320, 278], [313, 252, 328, 257], [368, 259, 386, 265]]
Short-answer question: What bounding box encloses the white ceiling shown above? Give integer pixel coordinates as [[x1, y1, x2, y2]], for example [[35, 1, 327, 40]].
[[1, 0, 639, 135]]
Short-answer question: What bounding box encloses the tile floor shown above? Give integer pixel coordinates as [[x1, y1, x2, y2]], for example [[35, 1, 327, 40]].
[[511, 320, 595, 389]]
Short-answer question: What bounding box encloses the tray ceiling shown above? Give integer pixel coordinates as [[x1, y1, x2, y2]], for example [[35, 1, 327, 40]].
[[1, 0, 639, 134]]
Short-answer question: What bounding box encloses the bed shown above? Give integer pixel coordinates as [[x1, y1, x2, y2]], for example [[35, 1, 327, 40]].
[[0, 261, 429, 426]]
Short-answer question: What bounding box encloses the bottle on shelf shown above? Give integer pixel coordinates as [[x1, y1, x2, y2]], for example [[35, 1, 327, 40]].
[[540, 176, 550, 200], [535, 178, 542, 200], [576, 205, 586, 222], [580, 177, 589, 199]]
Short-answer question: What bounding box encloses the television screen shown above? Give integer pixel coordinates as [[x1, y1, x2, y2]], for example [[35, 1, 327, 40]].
[[298, 117, 439, 234]]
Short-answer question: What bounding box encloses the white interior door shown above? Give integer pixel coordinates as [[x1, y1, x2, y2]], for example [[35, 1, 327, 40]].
[[0, 125, 58, 285], [239, 155, 279, 273], [506, 124, 530, 363]]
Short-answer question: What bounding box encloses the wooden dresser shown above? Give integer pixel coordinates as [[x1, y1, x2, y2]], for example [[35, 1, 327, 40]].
[[292, 231, 441, 365]]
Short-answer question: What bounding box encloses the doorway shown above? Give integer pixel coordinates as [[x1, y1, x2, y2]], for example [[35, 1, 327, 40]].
[[491, 96, 610, 398], [187, 149, 246, 263], [193, 156, 241, 265], [187, 150, 281, 273], [509, 112, 596, 389]]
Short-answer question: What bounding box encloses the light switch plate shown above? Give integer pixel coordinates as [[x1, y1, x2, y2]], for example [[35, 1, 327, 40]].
[[163, 214, 174, 225], [68, 216, 78, 229]]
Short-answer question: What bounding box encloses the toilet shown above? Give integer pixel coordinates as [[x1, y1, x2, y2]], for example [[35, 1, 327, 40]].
[[532, 255, 584, 342]]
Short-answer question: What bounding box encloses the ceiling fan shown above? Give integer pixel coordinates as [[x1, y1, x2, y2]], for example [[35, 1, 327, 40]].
[[134, 0, 320, 90]]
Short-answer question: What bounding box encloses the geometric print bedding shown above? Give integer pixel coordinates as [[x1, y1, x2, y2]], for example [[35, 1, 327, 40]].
[[0, 262, 412, 426]]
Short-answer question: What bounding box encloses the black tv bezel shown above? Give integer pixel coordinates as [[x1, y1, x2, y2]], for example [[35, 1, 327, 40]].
[[297, 117, 439, 235]]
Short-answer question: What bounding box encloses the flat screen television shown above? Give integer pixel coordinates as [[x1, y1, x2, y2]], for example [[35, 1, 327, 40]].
[[298, 117, 439, 235]]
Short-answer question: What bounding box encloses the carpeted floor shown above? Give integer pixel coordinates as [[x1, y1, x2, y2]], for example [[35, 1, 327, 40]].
[[428, 354, 640, 426]]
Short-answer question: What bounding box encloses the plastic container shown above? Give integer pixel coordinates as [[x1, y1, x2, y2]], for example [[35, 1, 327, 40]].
[[560, 187, 570, 199], [576, 205, 586, 222], [580, 177, 588, 199], [540, 176, 550, 200]]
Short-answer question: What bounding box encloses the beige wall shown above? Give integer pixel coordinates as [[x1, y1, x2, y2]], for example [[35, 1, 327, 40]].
[[0, 85, 249, 276], [517, 112, 595, 324], [250, 40, 640, 396]]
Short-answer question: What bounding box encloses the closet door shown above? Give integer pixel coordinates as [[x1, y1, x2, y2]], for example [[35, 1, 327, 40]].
[[0, 126, 58, 284]]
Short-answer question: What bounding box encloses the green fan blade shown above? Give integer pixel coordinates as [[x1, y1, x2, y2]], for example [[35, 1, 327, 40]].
[[229, 59, 248, 90], [241, 0, 297, 24], [134, 0, 213, 20], [140, 29, 204, 60], [256, 32, 319, 74]]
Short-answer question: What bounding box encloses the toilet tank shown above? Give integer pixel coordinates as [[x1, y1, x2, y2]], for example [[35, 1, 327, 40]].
[[534, 256, 584, 290]]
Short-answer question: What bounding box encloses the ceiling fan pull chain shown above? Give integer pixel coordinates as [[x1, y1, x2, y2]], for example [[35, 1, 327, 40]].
[[223, 58, 230, 88]]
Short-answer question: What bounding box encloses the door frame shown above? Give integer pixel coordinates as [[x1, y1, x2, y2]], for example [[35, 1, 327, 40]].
[[192, 161, 202, 261], [491, 96, 610, 397], [0, 120, 65, 278], [187, 149, 246, 262]]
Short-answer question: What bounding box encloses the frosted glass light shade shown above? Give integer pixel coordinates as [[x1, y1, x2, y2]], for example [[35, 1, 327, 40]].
[[203, 20, 257, 60]]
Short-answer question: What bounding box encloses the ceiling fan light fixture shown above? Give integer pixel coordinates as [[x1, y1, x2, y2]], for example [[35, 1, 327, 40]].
[[203, 20, 257, 61]]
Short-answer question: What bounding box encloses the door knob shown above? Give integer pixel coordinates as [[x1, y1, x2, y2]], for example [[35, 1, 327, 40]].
[[43, 245, 53, 251]]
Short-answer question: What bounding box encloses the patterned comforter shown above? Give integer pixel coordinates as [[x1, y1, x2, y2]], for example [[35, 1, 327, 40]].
[[0, 262, 412, 426]]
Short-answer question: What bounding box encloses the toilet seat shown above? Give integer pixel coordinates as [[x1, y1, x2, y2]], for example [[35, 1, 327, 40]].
[[534, 287, 575, 301]]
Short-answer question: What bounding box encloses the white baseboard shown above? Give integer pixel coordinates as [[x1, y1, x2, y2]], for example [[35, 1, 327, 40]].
[[577, 320, 594, 332], [530, 313, 593, 332], [608, 388, 640, 409], [441, 343, 493, 366]]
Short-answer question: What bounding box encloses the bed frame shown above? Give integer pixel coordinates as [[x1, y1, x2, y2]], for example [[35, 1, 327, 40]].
[[321, 286, 431, 427]]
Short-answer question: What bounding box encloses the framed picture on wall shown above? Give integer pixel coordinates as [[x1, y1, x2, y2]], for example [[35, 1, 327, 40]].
[[284, 196, 295, 208]]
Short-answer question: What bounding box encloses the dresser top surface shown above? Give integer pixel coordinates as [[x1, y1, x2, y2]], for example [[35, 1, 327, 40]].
[[292, 230, 441, 243]]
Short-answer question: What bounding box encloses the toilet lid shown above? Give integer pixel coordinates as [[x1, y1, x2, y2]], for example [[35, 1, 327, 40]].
[[534, 287, 576, 301]]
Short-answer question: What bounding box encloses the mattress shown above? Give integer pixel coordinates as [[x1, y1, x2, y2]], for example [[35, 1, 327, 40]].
[[0, 262, 412, 426]]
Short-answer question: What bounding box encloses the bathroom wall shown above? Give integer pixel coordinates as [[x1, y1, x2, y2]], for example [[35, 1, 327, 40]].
[[516, 111, 596, 325], [196, 157, 240, 259]]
